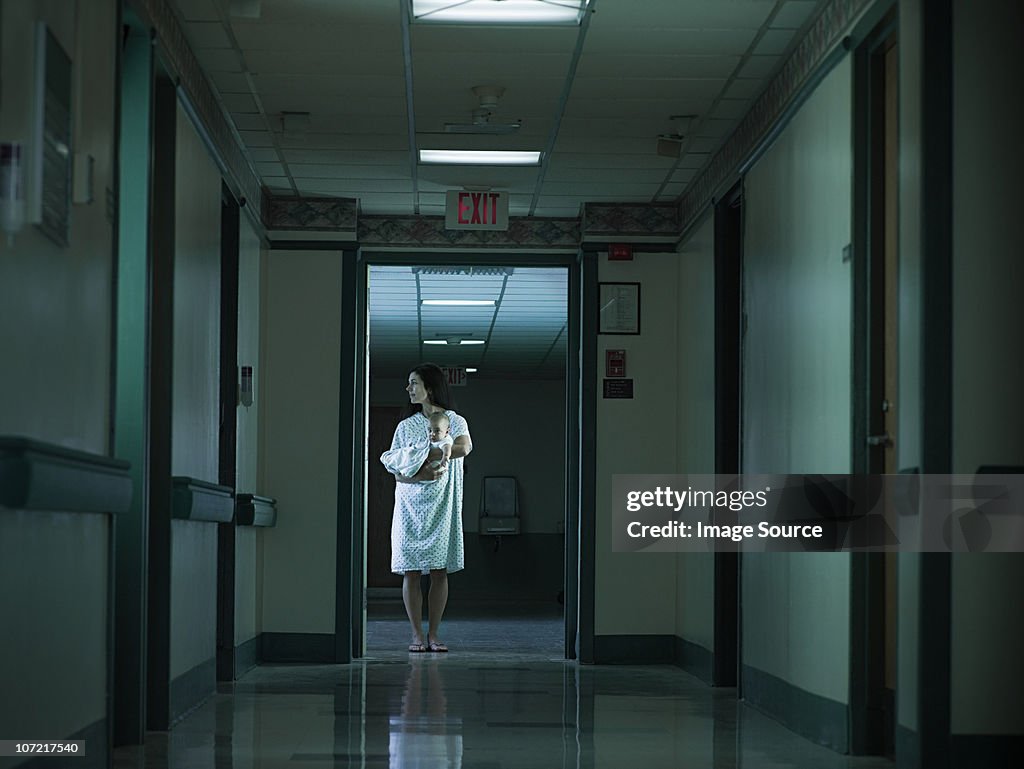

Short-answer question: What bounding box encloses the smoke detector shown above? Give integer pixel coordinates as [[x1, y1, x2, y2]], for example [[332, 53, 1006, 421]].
[[444, 85, 521, 135]]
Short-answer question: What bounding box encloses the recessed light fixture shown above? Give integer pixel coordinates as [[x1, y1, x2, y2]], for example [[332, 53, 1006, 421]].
[[411, 0, 590, 25], [422, 299, 496, 306], [418, 149, 542, 166]]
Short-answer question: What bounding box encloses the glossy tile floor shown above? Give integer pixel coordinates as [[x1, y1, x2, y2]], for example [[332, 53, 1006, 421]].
[[114, 602, 895, 768]]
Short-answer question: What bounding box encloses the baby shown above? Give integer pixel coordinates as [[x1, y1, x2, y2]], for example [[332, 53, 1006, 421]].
[[426, 411, 453, 470], [380, 411, 454, 481]]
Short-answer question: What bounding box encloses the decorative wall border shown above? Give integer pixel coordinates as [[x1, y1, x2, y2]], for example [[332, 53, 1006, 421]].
[[138, 0, 264, 217], [359, 215, 580, 250], [678, 0, 874, 231], [582, 202, 680, 238], [266, 197, 358, 232]]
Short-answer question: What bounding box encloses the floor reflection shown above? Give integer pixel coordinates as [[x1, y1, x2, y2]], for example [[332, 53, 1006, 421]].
[[110, 612, 896, 769], [388, 658, 463, 769]]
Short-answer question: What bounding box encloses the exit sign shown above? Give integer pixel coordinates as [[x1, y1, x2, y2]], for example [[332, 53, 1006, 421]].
[[442, 367, 467, 387], [445, 190, 509, 231]]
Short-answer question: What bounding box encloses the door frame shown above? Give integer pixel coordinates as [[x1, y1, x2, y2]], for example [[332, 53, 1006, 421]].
[[337, 248, 592, 662], [850, 8, 899, 756], [713, 186, 743, 689]]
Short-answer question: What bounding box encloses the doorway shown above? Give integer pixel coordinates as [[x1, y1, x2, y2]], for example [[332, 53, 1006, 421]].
[[354, 254, 581, 660]]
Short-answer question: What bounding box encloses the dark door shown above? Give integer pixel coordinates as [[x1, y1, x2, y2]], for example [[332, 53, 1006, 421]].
[[367, 406, 404, 588]]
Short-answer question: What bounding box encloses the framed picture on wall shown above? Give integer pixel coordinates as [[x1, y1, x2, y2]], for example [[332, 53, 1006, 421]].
[[598, 282, 641, 335]]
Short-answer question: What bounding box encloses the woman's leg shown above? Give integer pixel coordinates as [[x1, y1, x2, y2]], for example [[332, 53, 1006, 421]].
[[427, 569, 449, 646], [403, 571, 424, 646]]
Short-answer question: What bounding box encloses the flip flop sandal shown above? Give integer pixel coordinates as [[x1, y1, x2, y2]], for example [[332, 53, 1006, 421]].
[[408, 642, 427, 653], [427, 641, 448, 653]]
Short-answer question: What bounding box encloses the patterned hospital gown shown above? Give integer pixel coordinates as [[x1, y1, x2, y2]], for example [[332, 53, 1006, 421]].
[[388, 410, 470, 575]]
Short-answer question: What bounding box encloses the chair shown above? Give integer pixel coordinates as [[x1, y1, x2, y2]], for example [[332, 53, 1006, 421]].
[[479, 476, 520, 536]]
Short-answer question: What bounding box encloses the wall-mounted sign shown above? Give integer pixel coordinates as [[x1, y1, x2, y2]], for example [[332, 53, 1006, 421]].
[[606, 349, 626, 377], [445, 190, 509, 231], [442, 366, 467, 387], [608, 243, 633, 261], [603, 379, 634, 399], [598, 282, 641, 335]]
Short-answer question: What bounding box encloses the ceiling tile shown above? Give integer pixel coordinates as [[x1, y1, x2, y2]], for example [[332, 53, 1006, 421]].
[[772, 1, 821, 29], [184, 21, 232, 49], [193, 47, 243, 72], [221, 93, 259, 113], [755, 28, 797, 56], [738, 55, 779, 79]]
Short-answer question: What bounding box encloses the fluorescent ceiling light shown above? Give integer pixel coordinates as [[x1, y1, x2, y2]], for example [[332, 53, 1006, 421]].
[[422, 299, 496, 306], [466, 368, 478, 373], [412, 0, 589, 25], [423, 340, 448, 345], [459, 340, 486, 345], [419, 149, 542, 166]]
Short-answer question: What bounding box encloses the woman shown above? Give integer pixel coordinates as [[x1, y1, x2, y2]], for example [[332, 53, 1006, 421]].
[[384, 363, 472, 653]]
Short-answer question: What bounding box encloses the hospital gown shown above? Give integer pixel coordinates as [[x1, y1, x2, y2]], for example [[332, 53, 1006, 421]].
[[383, 410, 469, 574]]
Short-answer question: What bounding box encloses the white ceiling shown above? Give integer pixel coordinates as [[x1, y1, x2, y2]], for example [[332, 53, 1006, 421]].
[[168, 0, 824, 379], [170, 0, 826, 217], [368, 265, 568, 380]]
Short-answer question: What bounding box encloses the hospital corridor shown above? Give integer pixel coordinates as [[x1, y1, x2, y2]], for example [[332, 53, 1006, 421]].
[[1, 1, 1022, 768]]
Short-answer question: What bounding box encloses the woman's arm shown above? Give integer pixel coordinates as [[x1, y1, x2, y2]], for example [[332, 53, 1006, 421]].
[[393, 445, 447, 483], [450, 434, 472, 459], [395, 463, 445, 483]]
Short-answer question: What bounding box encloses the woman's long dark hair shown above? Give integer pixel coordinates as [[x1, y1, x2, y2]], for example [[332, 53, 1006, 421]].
[[403, 362, 455, 418]]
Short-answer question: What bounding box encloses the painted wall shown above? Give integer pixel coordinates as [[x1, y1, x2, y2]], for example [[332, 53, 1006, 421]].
[[171, 105, 221, 482], [595, 252, 679, 636], [741, 56, 853, 707], [167, 104, 223, 683], [0, 1, 117, 758], [0, 512, 109, 760], [170, 521, 217, 679], [259, 249, 342, 634], [0, 0, 116, 453], [235, 215, 263, 647], [673, 214, 716, 650], [949, 0, 1024, 737]]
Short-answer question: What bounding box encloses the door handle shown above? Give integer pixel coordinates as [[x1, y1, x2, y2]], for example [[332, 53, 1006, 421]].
[[867, 433, 893, 447]]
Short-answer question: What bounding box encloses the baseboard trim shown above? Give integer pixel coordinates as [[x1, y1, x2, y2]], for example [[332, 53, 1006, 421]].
[[260, 632, 336, 663], [741, 664, 849, 754], [592, 634, 675, 664], [674, 636, 715, 684], [234, 636, 258, 678], [896, 725, 920, 768], [169, 657, 216, 725]]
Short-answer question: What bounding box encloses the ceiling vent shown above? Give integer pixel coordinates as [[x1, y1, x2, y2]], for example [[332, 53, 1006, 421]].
[[412, 266, 515, 277], [656, 114, 697, 158]]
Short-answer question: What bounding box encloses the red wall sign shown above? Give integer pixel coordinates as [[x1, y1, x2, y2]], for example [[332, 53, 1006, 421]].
[[445, 190, 509, 231], [606, 349, 626, 377], [608, 243, 634, 261]]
